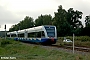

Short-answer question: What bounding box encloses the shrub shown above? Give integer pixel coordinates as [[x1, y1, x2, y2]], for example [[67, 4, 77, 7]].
[[0, 40, 12, 47], [58, 36, 90, 47]]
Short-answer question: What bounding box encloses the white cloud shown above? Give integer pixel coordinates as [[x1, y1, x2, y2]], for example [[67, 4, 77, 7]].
[[0, 0, 90, 30], [0, 0, 57, 12], [0, 6, 22, 24], [0, 24, 13, 31]]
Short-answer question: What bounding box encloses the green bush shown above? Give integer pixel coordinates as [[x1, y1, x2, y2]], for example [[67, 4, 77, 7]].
[[0, 40, 12, 47], [60, 43, 65, 47], [58, 36, 90, 47]]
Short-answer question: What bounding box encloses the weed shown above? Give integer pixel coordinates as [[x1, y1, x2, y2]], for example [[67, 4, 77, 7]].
[[0, 38, 90, 60], [58, 36, 90, 47], [0, 40, 12, 47]]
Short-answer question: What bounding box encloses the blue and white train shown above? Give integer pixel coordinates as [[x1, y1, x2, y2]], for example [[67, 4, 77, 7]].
[[7, 25, 57, 44]]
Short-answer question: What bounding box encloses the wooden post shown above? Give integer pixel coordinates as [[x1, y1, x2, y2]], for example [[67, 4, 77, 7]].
[[73, 33, 75, 54]]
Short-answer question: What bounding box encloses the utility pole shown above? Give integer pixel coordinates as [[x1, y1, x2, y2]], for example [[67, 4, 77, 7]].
[[73, 33, 75, 54], [5, 24, 6, 40]]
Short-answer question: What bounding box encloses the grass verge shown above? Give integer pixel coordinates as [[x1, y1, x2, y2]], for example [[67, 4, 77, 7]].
[[58, 36, 90, 47], [0, 38, 90, 60]]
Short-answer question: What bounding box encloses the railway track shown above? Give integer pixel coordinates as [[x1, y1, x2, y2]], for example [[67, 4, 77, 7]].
[[66, 46, 90, 52], [47, 44, 90, 52], [22, 42, 90, 53]]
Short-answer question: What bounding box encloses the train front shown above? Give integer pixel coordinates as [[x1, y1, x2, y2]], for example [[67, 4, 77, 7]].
[[43, 25, 57, 44]]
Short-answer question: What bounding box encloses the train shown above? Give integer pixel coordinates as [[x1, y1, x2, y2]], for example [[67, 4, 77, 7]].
[[7, 25, 57, 44]]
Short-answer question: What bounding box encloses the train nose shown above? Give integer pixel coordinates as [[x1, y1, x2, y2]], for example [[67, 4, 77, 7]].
[[51, 38, 54, 42]]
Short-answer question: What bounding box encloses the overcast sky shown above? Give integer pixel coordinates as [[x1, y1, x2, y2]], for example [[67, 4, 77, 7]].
[[0, 0, 90, 31]]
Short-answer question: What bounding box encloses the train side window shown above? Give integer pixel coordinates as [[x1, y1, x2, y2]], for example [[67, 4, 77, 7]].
[[41, 31, 45, 38], [28, 32, 35, 37], [28, 31, 45, 38]]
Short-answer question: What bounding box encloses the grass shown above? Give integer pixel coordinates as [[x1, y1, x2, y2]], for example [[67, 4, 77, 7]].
[[58, 36, 90, 47], [0, 38, 90, 60]]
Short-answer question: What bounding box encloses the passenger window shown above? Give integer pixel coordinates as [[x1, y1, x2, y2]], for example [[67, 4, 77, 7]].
[[41, 31, 45, 37]]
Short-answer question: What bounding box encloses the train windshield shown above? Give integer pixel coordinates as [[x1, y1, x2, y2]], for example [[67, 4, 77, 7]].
[[45, 26, 55, 37]]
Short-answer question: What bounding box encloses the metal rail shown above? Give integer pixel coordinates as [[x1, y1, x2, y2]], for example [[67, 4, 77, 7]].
[[65, 46, 90, 52], [51, 45, 90, 52]]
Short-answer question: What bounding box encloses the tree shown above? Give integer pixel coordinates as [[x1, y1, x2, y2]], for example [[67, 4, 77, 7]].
[[53, 5, 83, 36], [53, 5, 71, 36], [85, 15, 90, 27], [35, 14, 52, 26], [67, 8, 83, 35], [9, 16, 34, 31], [83, 15, 90, 36], [67, 8, 83, 28], [21, 16, 34, 29]]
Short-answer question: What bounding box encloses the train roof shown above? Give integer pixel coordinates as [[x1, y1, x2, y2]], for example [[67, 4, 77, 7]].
[[7, 25, 56, 35], [7, 31, 17, 35]]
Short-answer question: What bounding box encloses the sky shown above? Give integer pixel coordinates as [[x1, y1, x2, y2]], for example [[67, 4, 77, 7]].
[[0, 0, 90, 31]]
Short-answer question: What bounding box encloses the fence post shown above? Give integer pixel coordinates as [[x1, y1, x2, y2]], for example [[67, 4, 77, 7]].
[[73, 33, 75, 54]]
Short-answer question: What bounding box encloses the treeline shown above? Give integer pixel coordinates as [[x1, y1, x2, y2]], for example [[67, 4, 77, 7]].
[[9, 5, 90, 37]]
